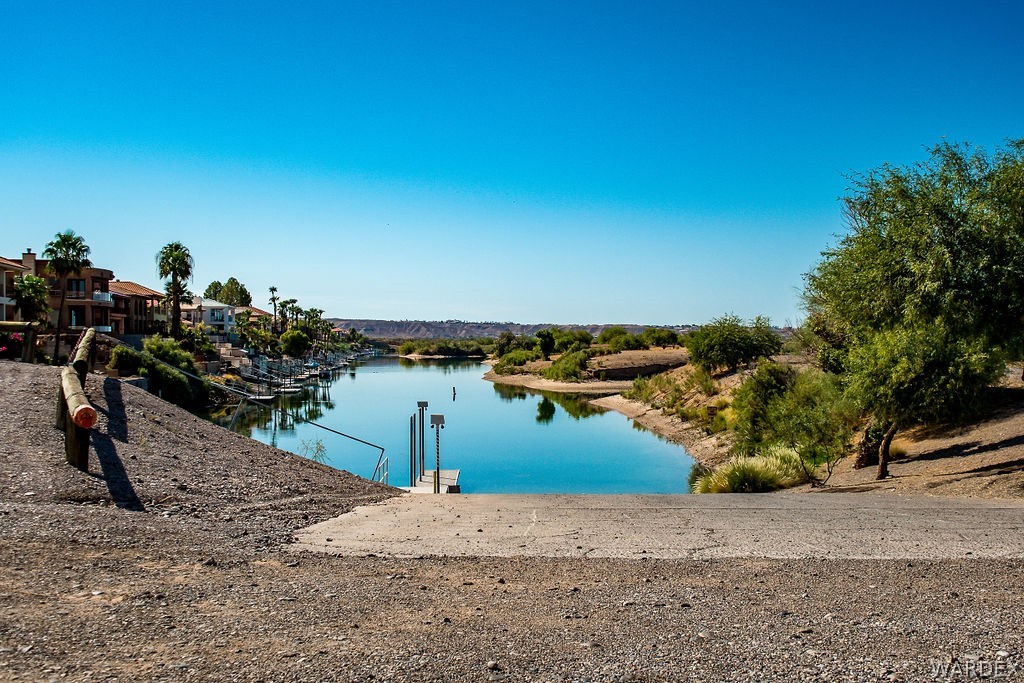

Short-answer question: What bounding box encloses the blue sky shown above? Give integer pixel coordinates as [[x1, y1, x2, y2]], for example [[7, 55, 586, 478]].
[[2, 1, 1021, 326]]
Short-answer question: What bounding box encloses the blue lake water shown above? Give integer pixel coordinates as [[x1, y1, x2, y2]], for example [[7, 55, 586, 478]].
[[222, 356, 693, 493]]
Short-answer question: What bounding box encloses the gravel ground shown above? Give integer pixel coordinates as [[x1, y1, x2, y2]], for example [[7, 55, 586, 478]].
[[2, 360, 1023, 681]]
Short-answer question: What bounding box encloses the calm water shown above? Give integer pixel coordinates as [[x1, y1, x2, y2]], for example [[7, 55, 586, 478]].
[[219, 356, 693, 493]]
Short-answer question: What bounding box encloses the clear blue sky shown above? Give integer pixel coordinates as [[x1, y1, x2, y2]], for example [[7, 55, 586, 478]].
[[2, 1, 1021, 325]]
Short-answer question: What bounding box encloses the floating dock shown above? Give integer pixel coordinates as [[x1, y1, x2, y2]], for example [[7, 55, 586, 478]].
[[399, 469, 461, 494]]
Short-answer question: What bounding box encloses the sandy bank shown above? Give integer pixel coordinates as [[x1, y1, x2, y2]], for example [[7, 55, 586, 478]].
[[590, 394, 732, 468], [483, 369, 634, 394]]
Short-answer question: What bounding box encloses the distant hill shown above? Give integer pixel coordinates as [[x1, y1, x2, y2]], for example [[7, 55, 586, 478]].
[[326, 319, 696, 340]]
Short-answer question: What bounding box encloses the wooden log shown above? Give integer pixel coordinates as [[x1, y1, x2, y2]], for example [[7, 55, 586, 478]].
[[61, 367, 97, 429], [72, 328, 95, 386], [59, 367, 94, 470]]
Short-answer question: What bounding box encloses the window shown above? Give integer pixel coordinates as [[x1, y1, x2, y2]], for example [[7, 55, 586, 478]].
[[67, 279, 86, 299]]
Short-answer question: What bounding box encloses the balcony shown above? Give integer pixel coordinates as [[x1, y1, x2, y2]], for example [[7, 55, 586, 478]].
[[92, 291, 114, 304], [93, 325, 113, 333]]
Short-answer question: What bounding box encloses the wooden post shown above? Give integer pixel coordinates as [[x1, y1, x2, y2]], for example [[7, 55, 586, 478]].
[[22, 324, 37, 363], [72, 328, 95, 387], [59, 366, 97, 471]]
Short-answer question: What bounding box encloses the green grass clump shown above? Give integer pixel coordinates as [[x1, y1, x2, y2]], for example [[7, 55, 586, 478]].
[[493, 348, 542, 375], [691, 447, 807, 493], [540, 349, 593, 381]]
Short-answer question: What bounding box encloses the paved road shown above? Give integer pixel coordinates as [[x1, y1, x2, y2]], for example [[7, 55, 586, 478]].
[[293, 493, 1024, 560]]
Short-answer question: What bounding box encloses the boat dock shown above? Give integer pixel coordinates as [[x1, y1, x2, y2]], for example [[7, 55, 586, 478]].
[[399, 469, 461, 494]]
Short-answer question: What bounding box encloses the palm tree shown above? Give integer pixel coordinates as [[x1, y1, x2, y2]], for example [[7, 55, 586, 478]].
[[268, 285, 279, 334], [12, 274, 49, 324], [279, 298, 297, 330], [43, 230, 92, 364], [156, 242, 194, 340]]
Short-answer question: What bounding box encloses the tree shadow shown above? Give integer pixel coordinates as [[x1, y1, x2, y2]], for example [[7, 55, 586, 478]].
[[910, 434, 1024, 463], [91, 433, 145, 512], [100, 377, 128, 442]]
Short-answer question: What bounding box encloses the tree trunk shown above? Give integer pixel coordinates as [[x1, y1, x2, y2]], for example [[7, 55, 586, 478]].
[[854, 421, 881, 469], [52, 285, 66, 365], [170, 275, 181, 340], [876, 422, 898, 480]]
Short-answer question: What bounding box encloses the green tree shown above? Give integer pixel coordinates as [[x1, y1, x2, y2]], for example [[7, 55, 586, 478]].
[[844, 321, 1001, 479], [536, 328, 556, 360], [202, 280, 223, 300], [156, 242, 194, 341], [43, 230, 92, 364], [280, 328, 311, 357], [12, 274, 49, 324], [217, 277, 252, 307], [805, 139, 1024, 479], [686, 314, 781, 373], [805, 139, 1024, 352]]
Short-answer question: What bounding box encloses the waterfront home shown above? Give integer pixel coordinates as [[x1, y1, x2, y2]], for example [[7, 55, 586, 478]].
[[2, 248, 114, 332], [109, 280, 168, 336], [181, 297, 236, 342]]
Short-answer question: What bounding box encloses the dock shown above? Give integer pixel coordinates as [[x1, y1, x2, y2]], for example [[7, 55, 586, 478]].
[[399, 469, 461, 494]]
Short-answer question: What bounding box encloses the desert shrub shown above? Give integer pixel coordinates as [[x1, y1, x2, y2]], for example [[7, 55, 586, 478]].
[[596, 326, 629, 344], [685, 314, 782, 373], [682, 399, 733, 434], [142, 363, 200, 407], [493, 348, 542, 375], [608, 333, 648, 353], [691, 447, 807, 493], [494, 332, 537, 358], [731, 363, 797, 456], [540, 349, 592, 381], [683, 366, 718, 396], [641, 327, 679, 347], [553, 329, 593, 353]]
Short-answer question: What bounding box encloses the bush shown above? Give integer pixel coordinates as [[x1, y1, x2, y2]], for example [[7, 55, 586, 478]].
[[553, 329, 593, 353], [683, 366, 717, 396], [108, 345, 144, 375], [731, 363, 797, 456], [596, 326, 630, 344], [641, 327, 679, 347], [691, 448, 807, 493], [608, 333, 648, 353], [685, 314, 782, 373], [493, 348, 542, 375], [540, 349, 592, 381]]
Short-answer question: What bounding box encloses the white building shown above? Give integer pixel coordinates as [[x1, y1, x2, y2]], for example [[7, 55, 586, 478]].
[[180, 296, 236, 341]]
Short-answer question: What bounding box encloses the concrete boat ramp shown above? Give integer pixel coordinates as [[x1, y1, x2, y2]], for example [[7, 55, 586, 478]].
[[292, 493, 1024, 561]]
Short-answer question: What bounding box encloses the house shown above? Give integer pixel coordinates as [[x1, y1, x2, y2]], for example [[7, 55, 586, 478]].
[[234, 305, 273, 325], [108, 280, 168, 336], [180, 296, 236, 341], [2, 248, 115, 332], [0, 256, 31, 322]]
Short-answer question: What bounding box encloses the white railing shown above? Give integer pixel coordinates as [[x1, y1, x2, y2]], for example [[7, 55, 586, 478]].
[[92, 291, 113, 303]]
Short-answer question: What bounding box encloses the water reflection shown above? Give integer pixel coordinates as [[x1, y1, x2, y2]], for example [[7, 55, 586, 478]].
[[212, 375, 339, 443], [492, 382, 609, 424]]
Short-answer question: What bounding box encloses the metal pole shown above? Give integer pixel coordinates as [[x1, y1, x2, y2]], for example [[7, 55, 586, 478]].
[[409, 414, 416, 486], [417, 401, 428, 481], [434, 425, 441, 494]]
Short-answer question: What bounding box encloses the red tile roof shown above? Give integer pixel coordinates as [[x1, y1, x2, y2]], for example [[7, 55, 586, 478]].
[[0, 256, 29, 271], [236, 305, 272, 317], [109, 280, 164, 298]]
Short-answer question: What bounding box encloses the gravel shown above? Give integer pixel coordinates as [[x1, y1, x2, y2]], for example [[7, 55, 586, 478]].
[[2, 360, 1023, 681]]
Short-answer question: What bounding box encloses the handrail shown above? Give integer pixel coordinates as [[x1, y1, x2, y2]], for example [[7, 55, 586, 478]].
[[372, 455, 389, 486]]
